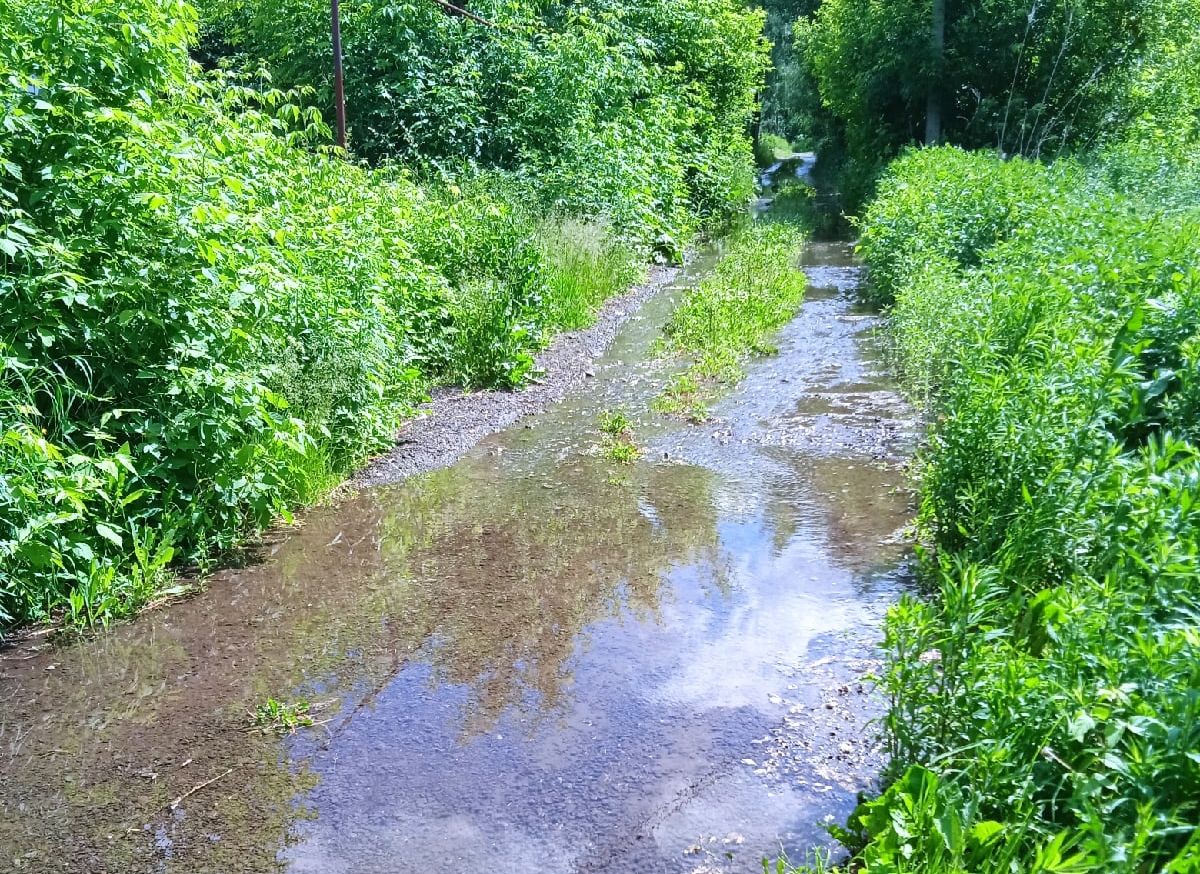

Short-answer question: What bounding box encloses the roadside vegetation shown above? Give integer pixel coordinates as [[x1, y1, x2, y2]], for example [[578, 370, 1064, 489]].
[[759, 0, 1200, 209], [842, 144, 1200, 873], [654, 223, 806, 421], [0, 0, 767, 631], [759, 0, 1200, 868], [195, 0, 769, 249], [755, 132, 795, 168]]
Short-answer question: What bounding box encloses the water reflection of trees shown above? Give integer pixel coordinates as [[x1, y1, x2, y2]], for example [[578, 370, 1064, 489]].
[[0, 454, 726, 872], [765, 447, 912, 579], [366, 457, 727, 737]]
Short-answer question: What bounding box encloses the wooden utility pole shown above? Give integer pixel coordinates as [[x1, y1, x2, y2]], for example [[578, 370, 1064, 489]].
[[331, 0, 347, 149], [925, 0, 945, 145]]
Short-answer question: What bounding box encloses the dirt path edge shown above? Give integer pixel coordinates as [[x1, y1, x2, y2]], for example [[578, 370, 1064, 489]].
[[354, 264, 679, 487]]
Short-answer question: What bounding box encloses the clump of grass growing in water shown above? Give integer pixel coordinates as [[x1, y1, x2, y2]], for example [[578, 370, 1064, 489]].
[[249, 698, 315, 735], [763, 849, 837, 873], [605, 440, 641, 464], [654, 222, 806, 419], [598, 409, 632, 436], [651, 373, 710, 423], [597, 409, 640, 463]]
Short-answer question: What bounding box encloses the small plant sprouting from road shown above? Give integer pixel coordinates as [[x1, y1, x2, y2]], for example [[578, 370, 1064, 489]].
[[598, 410, 641, 464], [598, 410, 632, 436], [651, 373, 711, 423], [249, 698, 315, 735], [605, 440, 641, 464]]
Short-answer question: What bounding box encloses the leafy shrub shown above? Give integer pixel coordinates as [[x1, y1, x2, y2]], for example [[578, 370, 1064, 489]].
[[755, 132, 793, 168], [0, 0, 657, 630], [845, 147, 1200, 872], [856, 147, 1071, 307], [196, 0, 770, 244]]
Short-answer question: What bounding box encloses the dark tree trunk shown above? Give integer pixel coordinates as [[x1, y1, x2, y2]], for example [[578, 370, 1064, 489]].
[[925, 0, 945, 145]]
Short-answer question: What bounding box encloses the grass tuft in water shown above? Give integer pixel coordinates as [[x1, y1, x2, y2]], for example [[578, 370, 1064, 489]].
[[598, 409, 633, 436], [597, 409, 641, 464], [249, 698, 314, 735], [764, 848, 838, 873]]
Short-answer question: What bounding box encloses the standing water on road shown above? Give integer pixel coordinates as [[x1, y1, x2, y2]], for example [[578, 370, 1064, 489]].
[[0, 240, 916, 874]]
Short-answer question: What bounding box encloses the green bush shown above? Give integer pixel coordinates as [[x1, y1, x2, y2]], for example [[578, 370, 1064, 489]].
[[0, 2, 436, 625], [792, 0, 1200, 209], [755, 132, 794, 168], [856, 147, 1071, 307], [196, 0, 769, 244], [0, 1, 659, 630], [843, 147, 1200, 872]]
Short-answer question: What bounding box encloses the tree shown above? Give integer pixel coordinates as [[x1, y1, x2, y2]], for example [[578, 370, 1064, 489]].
[[796, 0, 1200, 200], [925, 0, 944, 145]]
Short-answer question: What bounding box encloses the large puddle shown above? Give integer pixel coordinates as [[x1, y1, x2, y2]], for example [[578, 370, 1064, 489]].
[[0, 240, 916, 873]]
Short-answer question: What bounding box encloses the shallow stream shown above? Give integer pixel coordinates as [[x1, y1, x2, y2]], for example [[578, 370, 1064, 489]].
[[1, 240, 916, 873]]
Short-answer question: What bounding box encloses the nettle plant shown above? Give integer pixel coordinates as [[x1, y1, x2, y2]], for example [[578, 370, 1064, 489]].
[[845, 147, 1200, 873]]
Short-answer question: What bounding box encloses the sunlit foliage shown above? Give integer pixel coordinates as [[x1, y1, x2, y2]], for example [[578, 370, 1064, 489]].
[[843, 145, 1200, 873], [0, 0, 765, 629], [197, 0, 770, 243], [785, 0, 1200, 204]]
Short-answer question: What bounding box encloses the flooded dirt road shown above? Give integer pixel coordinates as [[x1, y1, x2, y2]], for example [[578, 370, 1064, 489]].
[[0, 240, 916, 874]]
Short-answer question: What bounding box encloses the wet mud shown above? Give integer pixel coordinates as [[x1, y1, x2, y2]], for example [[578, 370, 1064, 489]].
[[0, 239, 916, 873]]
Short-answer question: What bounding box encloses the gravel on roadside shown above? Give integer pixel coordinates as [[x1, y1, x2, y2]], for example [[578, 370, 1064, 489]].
[[354, 264, 679, 487]]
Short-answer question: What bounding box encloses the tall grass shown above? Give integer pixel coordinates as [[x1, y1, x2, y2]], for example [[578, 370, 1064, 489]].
[[825, 146, 1200, 872], [537, 220, 644, 333], [655, 222, 806, 420]]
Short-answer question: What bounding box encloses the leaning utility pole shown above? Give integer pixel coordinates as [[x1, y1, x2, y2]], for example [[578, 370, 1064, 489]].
[[331, 0, 347, 149], [925, 0, 945, 145]]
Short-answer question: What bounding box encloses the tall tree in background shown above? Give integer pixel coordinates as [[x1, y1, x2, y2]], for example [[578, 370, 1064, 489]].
[[757, 0, 820, 144], [924, 0, 944, 144], [795, 0, 1200, 202]]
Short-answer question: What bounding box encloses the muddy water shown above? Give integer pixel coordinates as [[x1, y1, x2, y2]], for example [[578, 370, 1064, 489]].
[[0, 241, 916, 874]]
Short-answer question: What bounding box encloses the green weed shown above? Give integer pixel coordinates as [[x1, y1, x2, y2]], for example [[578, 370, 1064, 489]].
[[838, 145, 1200, 873], [597, 410, 640, 464], [598, 410, 633, 437], [763, 848, 837, 873], [604, 440, 641, 465], [250, 698, 314, 735], [655, 223, 806, 417], [652, 373, 711, 423]]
